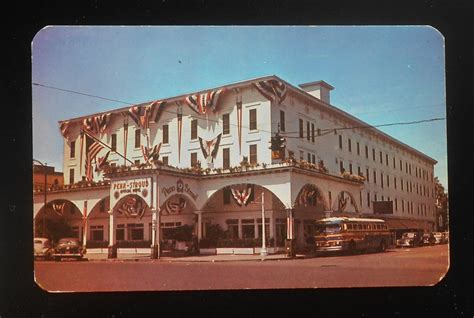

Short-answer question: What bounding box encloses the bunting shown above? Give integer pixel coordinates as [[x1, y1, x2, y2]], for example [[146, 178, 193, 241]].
[[82, 113, 111, 135], [164, 197, 187, 215], [178, 113, 183, 162], [338, 192, 349, 213], [185, 89, 225, 114], [141, 143, 162, 164], [123, 114, 129, 165], [230, 185, 253, 206], [85, 134, 104, 182], [95, 151, 110, 172], [52, 201, 66, 216], [297, 185, 321, 207], [198, 133, 222, 164], [237, 101, 243, 154], [254, 80, 287, 104], [116, 196, 146, 219], [59, 121, 72, 141], [128, 101, 166, 130]]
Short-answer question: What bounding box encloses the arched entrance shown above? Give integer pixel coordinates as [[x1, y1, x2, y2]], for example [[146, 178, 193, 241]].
[[332, 191, 359, 214], [111, 194, 152, 248], [199, 183, 286, 249], [85, 196, 110, 248], [34, 199, 83, 243]]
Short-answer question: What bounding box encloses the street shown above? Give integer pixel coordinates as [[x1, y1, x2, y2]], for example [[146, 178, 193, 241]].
[[34, 244, 449, 292]]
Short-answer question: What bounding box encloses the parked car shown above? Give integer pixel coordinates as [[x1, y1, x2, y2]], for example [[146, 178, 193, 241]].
[[432, 232, 444, 244], [422, 233, 436, 246], [34, 237, 53, 260], [52, 238, 86, 261], [441, 231, 449, 244], [396, 232, 422, 248]]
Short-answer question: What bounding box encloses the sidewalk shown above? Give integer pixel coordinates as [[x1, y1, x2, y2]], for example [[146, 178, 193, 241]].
[[85, 252, 307, 262]]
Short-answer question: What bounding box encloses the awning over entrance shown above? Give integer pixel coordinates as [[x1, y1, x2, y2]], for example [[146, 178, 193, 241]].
[[383, 218, 430, 231]]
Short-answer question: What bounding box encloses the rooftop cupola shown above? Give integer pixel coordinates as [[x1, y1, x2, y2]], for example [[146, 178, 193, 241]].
[[298, 80, 334, 104]]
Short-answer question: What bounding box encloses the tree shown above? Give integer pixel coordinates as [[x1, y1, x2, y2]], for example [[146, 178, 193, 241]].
[[434, 177, 449, 232]]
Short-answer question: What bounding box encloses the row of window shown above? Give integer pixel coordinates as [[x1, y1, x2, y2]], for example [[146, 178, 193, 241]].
[[337, 135, 433, 182], [338, 160, 435, 199], [361, 191, 434, 217], [298, 118, 320, 142]]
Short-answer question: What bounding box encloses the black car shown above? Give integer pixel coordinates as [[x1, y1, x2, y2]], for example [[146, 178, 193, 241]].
[[52, 238, 86, 261]]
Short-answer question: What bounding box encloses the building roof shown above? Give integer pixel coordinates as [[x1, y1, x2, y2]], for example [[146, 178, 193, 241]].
[[59, 74, 437, 165], [298, 80, 334, 90]]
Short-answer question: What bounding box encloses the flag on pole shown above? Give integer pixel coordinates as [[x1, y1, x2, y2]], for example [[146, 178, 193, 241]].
[[141, 143, 162, 164], [85, 134, 104, 181]]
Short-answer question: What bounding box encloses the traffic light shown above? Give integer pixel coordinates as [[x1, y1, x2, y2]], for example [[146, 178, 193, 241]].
[[269, 132, 286, 159]]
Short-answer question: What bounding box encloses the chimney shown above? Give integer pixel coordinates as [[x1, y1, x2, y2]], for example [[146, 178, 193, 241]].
[[298, 80, 334, 104]]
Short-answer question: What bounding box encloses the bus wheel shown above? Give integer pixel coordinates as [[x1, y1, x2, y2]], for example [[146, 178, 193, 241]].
[[379, 241, 386, 252]]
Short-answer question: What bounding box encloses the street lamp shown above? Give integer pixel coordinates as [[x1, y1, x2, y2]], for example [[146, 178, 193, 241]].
[[33, 159, 47, 237]]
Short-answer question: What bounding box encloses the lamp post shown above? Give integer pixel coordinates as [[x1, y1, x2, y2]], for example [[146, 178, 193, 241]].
[[33, 159, 47, 237], [260, 191, 268, 256]]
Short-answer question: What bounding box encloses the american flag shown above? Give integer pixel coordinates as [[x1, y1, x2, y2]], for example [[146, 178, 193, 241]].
[[85, 134, 104, 182], [82, 113, 111, 135], [59, 121, 71, 141], [141, 143, 162, 163], [198, 133, 222, 163], [254, 80, 287, 104]]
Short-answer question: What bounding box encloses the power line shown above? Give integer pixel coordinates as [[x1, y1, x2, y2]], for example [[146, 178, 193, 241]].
[[33, 82, 446, 140]]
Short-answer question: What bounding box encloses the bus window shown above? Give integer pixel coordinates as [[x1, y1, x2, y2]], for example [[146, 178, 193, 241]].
[[358, 224, 364, 230], [315, 223, 342, 234], [347, 224, 353, 230]]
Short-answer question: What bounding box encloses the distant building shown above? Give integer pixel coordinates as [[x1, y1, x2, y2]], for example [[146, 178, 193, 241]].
[[33, 164, 64, 192], [33, 75, 438, 256]]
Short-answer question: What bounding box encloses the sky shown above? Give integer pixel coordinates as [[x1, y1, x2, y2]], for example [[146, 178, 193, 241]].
[[32, 26, 447, 189]]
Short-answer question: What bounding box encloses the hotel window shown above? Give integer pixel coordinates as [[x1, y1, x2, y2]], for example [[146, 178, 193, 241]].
[[162, 156, 168, 166], [373, 171, 377, 184], [279, 111, 285, 132], [249, 144, 257, 164], [394, 177, 397, 189], [127, 223, 144, 241], [191, 152, 198, 167], [406, 162, 408, 173], [116, 225, 125, 241], [358, 166, 362, 176], [134, 159, 140, 165], [135, 129, 141, 148], [386, 175, 390, 187], [401, 178, 404, 190], [223, 187, 231, 205], [339, 135, 343, 149], [249, 109, 257, 131], [339, 161, 344, 173], [402, 200, 405, 212], [379, 151, 383, 164], [242, 219, 255, 239], [223, 114, 230, 135], [223, 148, 230, 169], [348, 138, 352, 152], [381, 172, 384, 188], [70, 140, 76, 158], [306, 121, 310, 141], [226, 220, 239, 238], [365, 145, 369, 158], [374, 193, 378, 202], [382, 195, 384, 201], [372, 148, 376, 161], [69, 168, 74, 184], [400, 159, 403, 171], [357, 142, 360, 155], [386, 154, 389, 166], [349, 163, 353, 174], [312, 154, 316, 164], [300, 151, 304, 160], [307, 153, 311, 163], [299, 119, 304, 138], [328, 191, 332, 208], [191, 119, 198, 140], [393, 157, 396, 169], [317, 128, 321, 136], [311, 123, 315, 142], [163, 124, 169, 144], [395, 199, 398, 211], [409, 164, 412, 175], [367, 192, 370, 207], [90, 225, 104, 241], [111, 134, 117, 151]]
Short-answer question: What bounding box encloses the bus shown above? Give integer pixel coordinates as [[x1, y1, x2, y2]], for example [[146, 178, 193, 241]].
[[314, 217, 391, 254]]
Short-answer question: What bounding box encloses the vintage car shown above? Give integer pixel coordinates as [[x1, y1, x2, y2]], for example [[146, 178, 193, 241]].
[[396, 232, 422, 248], [52, 238, 86, 261], [34, 237, 53, 260], [432, 232, 444, 244], [441, 231, 449, 244], [421, 233, 436, 246]]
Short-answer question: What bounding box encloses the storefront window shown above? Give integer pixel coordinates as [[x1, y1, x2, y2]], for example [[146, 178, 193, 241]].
[[241, 219, 255, 239], [226, 219, 238, 239], [257, 218, 270, 239], [127, 223, 144, 241], [116, 224, 125, 241], [90, 225, 104, 241]]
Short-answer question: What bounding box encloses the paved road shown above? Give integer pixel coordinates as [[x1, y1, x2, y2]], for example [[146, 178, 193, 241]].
[[34, 245, 449, 292]]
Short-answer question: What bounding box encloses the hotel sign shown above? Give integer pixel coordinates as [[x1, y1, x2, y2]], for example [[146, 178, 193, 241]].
[[161, 179, 198, 201], [111, 177, 153, 209]]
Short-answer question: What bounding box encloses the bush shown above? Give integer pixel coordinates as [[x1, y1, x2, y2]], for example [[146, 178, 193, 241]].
[[116, 240, 152, 248], [86, 241, 109, 248]]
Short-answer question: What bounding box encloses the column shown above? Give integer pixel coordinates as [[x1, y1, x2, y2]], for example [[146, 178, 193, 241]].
[[108, 210, 117, 258], [194, 210, 203, 240], [82, 201, 88, 249], [151, 208, 158, 259]]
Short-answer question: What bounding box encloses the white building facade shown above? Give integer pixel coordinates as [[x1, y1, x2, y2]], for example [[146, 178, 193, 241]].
[[33, 75, 437, 256]]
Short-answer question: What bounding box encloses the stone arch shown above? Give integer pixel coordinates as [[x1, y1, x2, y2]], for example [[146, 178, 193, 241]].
[[332, 191, 359, 214], [87, 196, 111, 219], [294, 183, 329, 212], [160, 193, 197, 217], [34, 199, 83, 241]]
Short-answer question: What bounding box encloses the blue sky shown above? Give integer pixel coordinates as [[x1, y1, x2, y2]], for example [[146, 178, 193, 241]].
[[32, 26, 447, 189]]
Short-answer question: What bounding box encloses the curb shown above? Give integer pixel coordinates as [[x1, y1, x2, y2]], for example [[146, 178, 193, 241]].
[[82, 255, 309, 263]]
